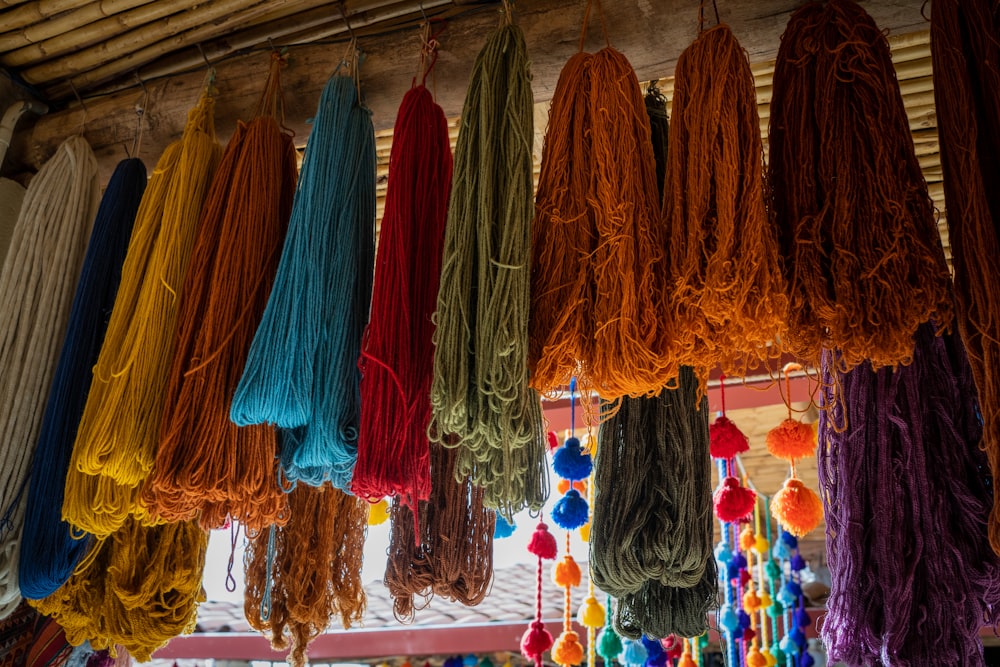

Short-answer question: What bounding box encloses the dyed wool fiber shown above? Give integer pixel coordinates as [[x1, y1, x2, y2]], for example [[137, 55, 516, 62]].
[[383, 442, 494, 620], [613, 567, 716, 640], [31, 518, 208, 662], [353, 83, 451, 506], [19, 157, 146, 601], [430, 22, 547, 518], [931, 0, 1000, 554], [63, 92, 221, 538], [768, 0, 952, 371], [665, 24, 786, 379], [819, 323, 1000, 666], [244, 480, 367, 667], [232, 71, 376, 491], [0, 135, 99, 618], [142, 55, 296, 530], [590, 367, 714, 635], [530, 46, 671, 400]]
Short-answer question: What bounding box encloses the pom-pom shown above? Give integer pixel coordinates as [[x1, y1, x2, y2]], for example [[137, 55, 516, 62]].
[[738, 609, 752, 632], [771, 478, 823, 537], [552, 630, 585, 666], [773, 538, 792, 561], [720, 604, 740, 633], [800, 651, 815, 667], [710, 414, 750, 459], [739, 526, 756, 551], [765, 560, 782, 582], [779, 580, 802, 606], [739, 568, 752, 587], [463, 655, 478, 667], [770, 645, 786, 665], [579, 521, 590, 542], [367, 498, 390, 525], [552, 489, 589, 530], [714, 476, 757, 522], [768, 600, 784, 618], [794, 606, 812, 628], [553, 554, 582, 587], [779, 635, 800, 657], [765, 418, 816, 461], [781, 530, 798, 548], [677, 654, 696, 667], [494, 512, 516, 539], [547, 431, 560, 451], [597, 626, 623, 661], [521, 620, 554, 660], [789, 627, 806, 648], [754, 535, 770, 554], [480, 659, 494, 667], [641, 636, 666, 667], [557, 478, 587, 495], [746, 647, 768, 667], [759, 591, 772, 608], [553, 437, 593, 481], [763, 649, 777, 667], [715, 544, 734, 564], [790, 553, 806, 572], [527, 522, 558, 559], [444, 657, 464, 667], [743, 588, 762, 612], [660, 635, 681, 658], [621, 639, 648, 666], [743, 628, 756, 642], [578, 594, 605, 628]]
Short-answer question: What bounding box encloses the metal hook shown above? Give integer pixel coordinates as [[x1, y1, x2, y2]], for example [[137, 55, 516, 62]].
[[196, 43, 217, 89], [337, 1, 359, 44], [417, 0, 428, 23], [68, 80, 88, 134]]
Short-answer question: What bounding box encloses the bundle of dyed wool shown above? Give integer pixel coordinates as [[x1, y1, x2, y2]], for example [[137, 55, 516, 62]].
[[430, 18, 546, 517], [612, 569, 717, 641], [664, 23, 786, 379], [353, 81, 451, 506], [63, 91, 221, 537], [818, 323, 1000, 665], [383, 442, 494, 620], [931, 0, 1000, 554], [530, 21, 670, 399], [19, 158, 146, 600], [0, 135, 99, 617], [244, 479, 367, 667], [31, 518, 208, 662], [590, 367, 715, 637], [768, 0, 952, 371], [143, 54, 296, 529], [232, 63, 376, 491]]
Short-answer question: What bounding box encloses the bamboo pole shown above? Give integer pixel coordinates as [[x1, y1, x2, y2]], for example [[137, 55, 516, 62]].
[[0, 0, 96, 32]]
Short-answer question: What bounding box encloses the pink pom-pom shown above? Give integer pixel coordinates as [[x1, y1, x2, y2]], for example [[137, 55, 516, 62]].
[[662, 635, 683, 660], [765, 418, 816, 462], [521, 620, 554, 661], [771, 478, 824, 536], [713, 476, 757, 522], [527, 522, 559, 559], [710, 415, 750, 459]]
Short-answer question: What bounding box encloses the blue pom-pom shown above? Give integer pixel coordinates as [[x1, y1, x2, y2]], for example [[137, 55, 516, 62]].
[[551, 489, 589, 530], [720, 604, 740, 633], [443, 657, 463, 667], [732, 552, 748, 569], [493, 512, 516, 539], [790, 627, 806, 648], [773, 538, 792, 561], [780, 635, 800, 657], [781, 530, 798, 548], [737, 610, 752, 632], [463, 655, 477, 667], [715, 544, 734, 564], [795, 606, 812, 628], [790, 553, 806, 572], [552, 437, 593, 481], [641, 636, 666, 667], [621, 639, 648, 667], [800, 651, 815, 667], [779, 581, 802, 606]]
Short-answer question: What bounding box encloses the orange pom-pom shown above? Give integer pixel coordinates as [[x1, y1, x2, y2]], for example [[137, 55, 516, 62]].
[[552, 630, 585, 666], [677, 652, 696, 667], [553, 554, 582, 587], [746, 647, 768, 667], [771, 478, 824, 536], [743, 588, 762, 612], [765, 418, 816, 461], [557, 478, 588, 495], [739, 526, 756, 551]]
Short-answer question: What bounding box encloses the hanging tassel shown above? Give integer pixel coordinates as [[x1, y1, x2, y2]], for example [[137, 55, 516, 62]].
[[244, 479, 367, 667], [664, 23, 786, 379], [819, 323, 1000, 664], [143, 54, 297, 529], [19, 158, 146, 601], [430, 17, 547, 518], [521, 522, 557, 667], [769, 0, 952, 370], [62, 91, 222, 538], [931, 0, 1000, 555], [552, 534, 584, 667], [0, 135, 100, 617], [597, 594, 623, 664]]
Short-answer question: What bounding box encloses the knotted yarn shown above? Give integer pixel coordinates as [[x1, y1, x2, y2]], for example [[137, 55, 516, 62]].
[[0, 135, 99, 618], [818, 323, 1000, 665], [429, 20, 547, 517], [930, 0, 1000, 555], [232, 68, 376, 491], [143, 54, 296, 529], [664, 23, 786, 379], [244, 479, 367, 667], [19, 157, 146, 601], [353, 83, 451, 506], [63, 91, 222, 537], [768, 0, 952, 370]]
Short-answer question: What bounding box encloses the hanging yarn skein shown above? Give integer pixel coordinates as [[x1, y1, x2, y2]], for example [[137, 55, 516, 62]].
[[244, 477, 367, 667], [818, 323, 1000, 666], [232, 57, 376, 491], [143, 53, 297, 529], [19, 157, 146, 601], [530, 1, 671, 399], [0, 135, 99, 618], [429, 15, 547, 517], [63, 91, 222, 537], [664, 23, 786, 380], [353, 68, 452, 504], [768, 0, 952, 371], [930, 0, 1000, 555]]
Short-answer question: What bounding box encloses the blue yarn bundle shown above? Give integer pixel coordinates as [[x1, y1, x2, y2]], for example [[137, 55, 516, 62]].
[[18, 158, 146, 599], [232, 73, 376, 489]]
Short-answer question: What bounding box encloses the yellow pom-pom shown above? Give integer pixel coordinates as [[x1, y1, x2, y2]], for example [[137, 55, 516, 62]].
[[765, 418, 816, 462], [578, 594, 605, 628], [754, 535, 770, 555], [552, 630, 585, 666], [759, 591, 772, 608], [579, 521, 591, 542], [746, 647, 768, 667], [367, 498, 390, 526], [743, 588, 762, 613], [553, 554, 582, 588], [764, 649, 777, 667], [771, 478, 824, 536], [739, 526, 756, 551]]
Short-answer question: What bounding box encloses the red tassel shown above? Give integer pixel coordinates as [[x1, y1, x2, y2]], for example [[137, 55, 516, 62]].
[[710, 415, 750, 459], [522, 620, 554, 661], [527, 521, 559, 559], [714, 476, 756, 523]]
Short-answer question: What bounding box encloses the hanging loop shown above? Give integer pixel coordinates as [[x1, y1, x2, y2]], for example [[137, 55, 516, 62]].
[[578, 0, 611, 52]]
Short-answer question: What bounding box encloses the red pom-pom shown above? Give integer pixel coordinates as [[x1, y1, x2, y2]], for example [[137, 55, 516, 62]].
[[547, 431, 560, 451], [743, 628, 756, 643], [771, 478, 824, 536], [765, 418, 816, 462], [527, 522, 559, 559], [713, 476, 757, 522], [553, 554, 582, 587], [662, 635, 683, 660], [552, 630, 585, 666], [521, 620, 554, 660], [739, 569, 752, 587], [710, 415, 750, 459]]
